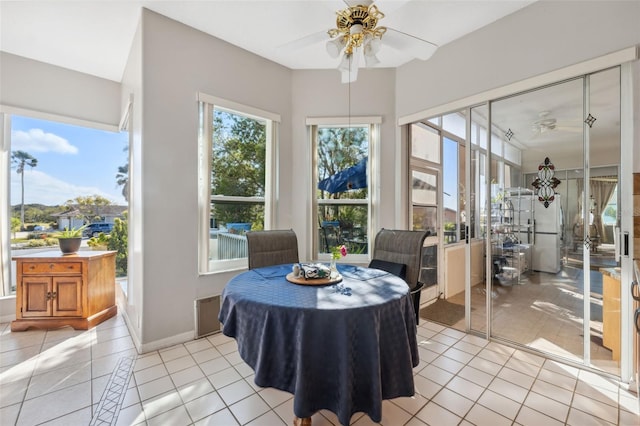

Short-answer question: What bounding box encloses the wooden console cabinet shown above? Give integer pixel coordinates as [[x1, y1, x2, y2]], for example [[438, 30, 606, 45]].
[[601, 267, 621, 363], [11, 251, 118, 331]]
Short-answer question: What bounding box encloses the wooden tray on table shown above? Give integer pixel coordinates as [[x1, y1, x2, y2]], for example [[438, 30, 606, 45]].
[[285, 272, 342, 286]]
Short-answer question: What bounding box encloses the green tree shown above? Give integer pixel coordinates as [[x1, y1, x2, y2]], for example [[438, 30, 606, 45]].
[[11, 150, 38, 230], [317, 127, 368, 199], [108, 215, 128, 277], [11, 217, 21, 238], [115, 146, 129, 202], [316, 127, 368, 230], [211, 110, 265, 226], [65, 195, 112, 223]]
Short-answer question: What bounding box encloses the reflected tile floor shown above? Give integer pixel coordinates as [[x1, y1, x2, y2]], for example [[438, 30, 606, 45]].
[[1, 314, 639, 425]]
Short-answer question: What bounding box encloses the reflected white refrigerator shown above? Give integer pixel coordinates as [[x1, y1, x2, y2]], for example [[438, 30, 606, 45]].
[[532, 195, 563, 273]]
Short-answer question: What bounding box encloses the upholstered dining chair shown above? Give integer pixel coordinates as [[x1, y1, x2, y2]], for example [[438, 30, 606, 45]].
[[246, 229, 300, 269], [369, 228, 429, 325]]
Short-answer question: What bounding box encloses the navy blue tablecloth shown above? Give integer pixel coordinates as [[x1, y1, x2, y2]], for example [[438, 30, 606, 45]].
[[218, 264, 419, 426]]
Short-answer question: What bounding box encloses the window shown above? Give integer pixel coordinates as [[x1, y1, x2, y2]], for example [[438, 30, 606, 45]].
[[411, 120, 467, 244], [3, 114, 128, 297], [601, 185, 618, 226], [411, 123, 440, 164], [311, 118, 379, 262], [198, 94, 279, 273]]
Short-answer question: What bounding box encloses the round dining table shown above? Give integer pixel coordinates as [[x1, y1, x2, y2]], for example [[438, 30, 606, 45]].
[[218, 263, 419, 426]]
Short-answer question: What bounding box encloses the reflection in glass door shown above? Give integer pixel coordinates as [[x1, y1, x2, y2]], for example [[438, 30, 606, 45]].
[[586, 68, 621, 375], [484, 68, 621, 376], [411, 167, 439, 289], [469, 105, 488, 334], [489, 78, 586, 363], [410, 123, 441, 293]]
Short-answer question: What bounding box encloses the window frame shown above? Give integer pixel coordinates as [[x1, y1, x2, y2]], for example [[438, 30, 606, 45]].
[[308, 116, 380, 264], [198, 93, 280, 274]]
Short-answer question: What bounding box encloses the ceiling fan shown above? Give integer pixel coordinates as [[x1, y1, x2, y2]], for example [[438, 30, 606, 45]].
[[531, 111, 582, 136], [284, 0, 438, 83], [532, 111, 557, 134]]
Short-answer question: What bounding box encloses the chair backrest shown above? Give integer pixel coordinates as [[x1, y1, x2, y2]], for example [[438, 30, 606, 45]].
[[369, 228, 428, 289], [246, 229, 299, 269]]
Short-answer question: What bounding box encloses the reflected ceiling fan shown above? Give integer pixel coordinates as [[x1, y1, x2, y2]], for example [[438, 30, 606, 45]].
[[532, 111, 557, 134], [531, 111, 581, 136], [286, 0, 438, 83]]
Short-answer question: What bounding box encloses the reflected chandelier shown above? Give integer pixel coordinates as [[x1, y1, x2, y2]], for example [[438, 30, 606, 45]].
[[326, 4, 386, 83]]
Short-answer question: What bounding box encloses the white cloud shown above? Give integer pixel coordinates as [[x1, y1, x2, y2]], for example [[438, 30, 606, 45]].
[[10, 169, 125, 206], [11, 128, 78, 154]]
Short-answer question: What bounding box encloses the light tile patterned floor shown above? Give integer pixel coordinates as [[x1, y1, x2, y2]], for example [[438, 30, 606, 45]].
[[1, 314, 638, 425]]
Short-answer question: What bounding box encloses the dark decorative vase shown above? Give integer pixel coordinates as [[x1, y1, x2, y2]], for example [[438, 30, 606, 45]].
[[59, 238, 82, 254]]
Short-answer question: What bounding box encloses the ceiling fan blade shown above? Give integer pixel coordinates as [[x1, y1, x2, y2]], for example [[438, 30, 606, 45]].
[[276, 30, 328, 51], [343, 0, 374, 7], [555, 126, 583, 133], [383, 28, 438, 60]]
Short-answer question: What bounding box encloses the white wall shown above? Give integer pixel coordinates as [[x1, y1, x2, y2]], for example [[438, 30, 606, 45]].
[[396, 1, 640, 119], [134, 9, 293, 347], [0, 52, 121, 129], [120, 15, 143, 344]]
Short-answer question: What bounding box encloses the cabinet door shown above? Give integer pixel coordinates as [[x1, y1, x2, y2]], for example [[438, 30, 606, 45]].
[[53, 277, 83, 317], [22, 277, 52, 317]]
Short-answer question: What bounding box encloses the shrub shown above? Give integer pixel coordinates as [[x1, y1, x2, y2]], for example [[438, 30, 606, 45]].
[[25, 238, 57, 248], [108, 216, 128, 277], [27, 232, 48, 240], [87, 232, 110, 249]]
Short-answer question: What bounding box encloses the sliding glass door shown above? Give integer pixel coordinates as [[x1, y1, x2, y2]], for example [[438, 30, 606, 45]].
[[414, 66, 625, 377], [482, 68, 621, 375]]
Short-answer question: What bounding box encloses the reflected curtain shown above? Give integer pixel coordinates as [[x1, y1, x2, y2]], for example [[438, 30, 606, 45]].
[[590, 178, 617, 244]]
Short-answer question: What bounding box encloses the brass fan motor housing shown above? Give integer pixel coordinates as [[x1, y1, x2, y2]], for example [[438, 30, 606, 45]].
[[328, 4, 387, 54], [336, 4, 382, 33]]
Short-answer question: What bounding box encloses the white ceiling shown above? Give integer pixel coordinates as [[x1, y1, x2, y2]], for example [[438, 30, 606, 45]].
[[0, 0, 536, 83]]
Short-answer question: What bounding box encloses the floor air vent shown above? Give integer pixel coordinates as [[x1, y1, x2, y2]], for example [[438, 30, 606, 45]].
[[194, 295, 221, 339]]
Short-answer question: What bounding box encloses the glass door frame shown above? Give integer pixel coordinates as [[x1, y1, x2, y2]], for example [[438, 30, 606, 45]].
[[400, 49, 636, 382], [468, 69, 630, 378]]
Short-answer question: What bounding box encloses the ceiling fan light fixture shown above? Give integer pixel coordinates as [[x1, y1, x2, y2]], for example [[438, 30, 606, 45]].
[[364, 52, 380, 67], [326, 37, 345, 58], [338, 53, 352, 72], [327, 3, 388, 82], [364, 37, 382, 56]]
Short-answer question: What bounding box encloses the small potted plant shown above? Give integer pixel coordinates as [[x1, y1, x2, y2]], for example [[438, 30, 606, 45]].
[[53, 225, 87, 254]]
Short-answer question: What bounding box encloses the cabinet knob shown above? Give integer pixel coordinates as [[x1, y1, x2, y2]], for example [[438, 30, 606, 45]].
[[29, 266, 35, 270], [49, 264, 54, 269]]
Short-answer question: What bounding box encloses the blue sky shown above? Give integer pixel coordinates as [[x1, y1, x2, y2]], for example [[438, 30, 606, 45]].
[[10, 115, 128, 206]]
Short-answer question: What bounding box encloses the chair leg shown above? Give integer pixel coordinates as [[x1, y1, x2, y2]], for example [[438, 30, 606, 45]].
[[412, 290, 421, 325]]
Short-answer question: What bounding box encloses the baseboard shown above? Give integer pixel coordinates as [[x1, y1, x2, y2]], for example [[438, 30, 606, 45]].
[[0, 312, 16, 324], [139, 330, 196, 354], [115, 299, 195, 354]]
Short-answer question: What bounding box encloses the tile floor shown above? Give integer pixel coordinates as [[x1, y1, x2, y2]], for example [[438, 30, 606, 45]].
[[1, 314, 639, 426], [444, 265, 620, 375]]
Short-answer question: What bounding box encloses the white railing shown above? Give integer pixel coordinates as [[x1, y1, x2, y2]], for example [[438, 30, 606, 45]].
[[217, 233, 248, 260]]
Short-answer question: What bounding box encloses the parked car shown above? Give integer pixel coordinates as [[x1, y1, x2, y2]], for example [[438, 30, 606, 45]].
[[83, 223, 114, 237]]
